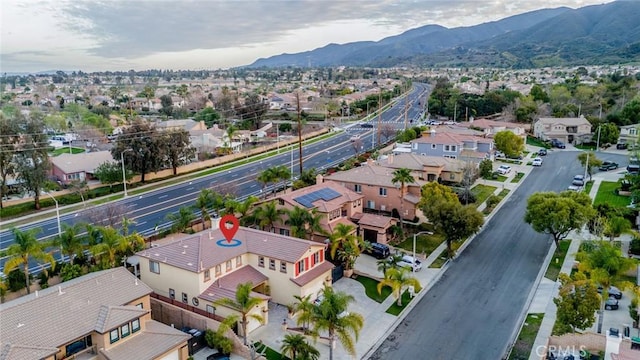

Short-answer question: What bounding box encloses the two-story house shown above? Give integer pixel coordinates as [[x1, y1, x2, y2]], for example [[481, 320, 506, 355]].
[[0, 268, 190, 360], [533, 116, 592, 145], [619, 124, 639, 145], [134, 227, 333, 335], [458, 118, 529, 141], [409, 130, 494, 162], [378, 153, 466, 184]]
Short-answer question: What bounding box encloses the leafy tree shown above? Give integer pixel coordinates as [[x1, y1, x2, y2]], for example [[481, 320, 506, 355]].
[[59, 263, 83, 282], [15, 114, 51, 209], [392, 168, 415, 236], [330, 223, 365, 271], [194, 107, 221, 128], [111, 119, 164, 182], [251, 201, 284, 232], [603, 216, 631, 241], [0, 111, 20, 208], [378, 268, 422, 306], [281, 333, 320, 360], [2, 228, 55, 294], [214, 282, 264, 346], [94, 161, 133, 190], [163, 129, 195, 175], [257, 167, 277, 197], [530, 84, 550, 103], [553, 272, 600, 334], [479, 159, 493, 179], [396, 128, 417, 143], [159, 95, 173, 116], [594, 122, 619, 146], [429, 202, 484, 258], [53, 223, 86, 262], [577, 152, 602, 181], [525, 191, 596, 247], [493, 130, 524, 158], [141, 85, 155, 105], [310, 286, 364, 360]]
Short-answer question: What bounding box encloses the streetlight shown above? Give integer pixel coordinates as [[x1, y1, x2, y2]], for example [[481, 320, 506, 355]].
[[43, 191, 63, 261], [121, 149, 133, 197], [412, 231, 432, 273]]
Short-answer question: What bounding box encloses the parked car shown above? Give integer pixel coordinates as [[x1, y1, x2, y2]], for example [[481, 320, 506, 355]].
[[616, 143, 628, 150], [572, 175, 585, 186], [551, 139, 566, 149], [495, 151, 505, 158], [538, 149, 547, 156], [598, 285, 622, 299], [497, 165, 512, 175], [365, 243, 390, 259], [567, 185, 582, 191], [349, 134, 361, 142], [361, 123, 374, 128], [599, 161, 619, 171], [604, 298, 619, 310], [532, 157, 543, 167], [397, 255, 422, 272], [627, 164, 640, 175]]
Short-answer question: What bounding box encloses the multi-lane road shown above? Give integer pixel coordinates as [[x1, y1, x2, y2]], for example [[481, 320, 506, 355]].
[[0, 83, 431, 271]]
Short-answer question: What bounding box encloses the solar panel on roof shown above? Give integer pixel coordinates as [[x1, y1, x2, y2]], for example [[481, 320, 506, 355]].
[[294, 188, 342, 208]]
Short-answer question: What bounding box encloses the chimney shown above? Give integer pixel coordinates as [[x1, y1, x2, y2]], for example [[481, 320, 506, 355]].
[[316, 174, 324, 184], [430, 129, 436, 137]]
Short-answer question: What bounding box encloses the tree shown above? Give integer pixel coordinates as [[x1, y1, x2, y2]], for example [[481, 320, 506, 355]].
[[68, 180, 89, 205], [273, 165, 292, 195], [553, 272, 600, 334], [0, 111, 20, 209], [194, 189, 214, 229], [431, 202, 484, 258], [163, 129, 195, 175], [524, 191, 596, 247], [94, 161, 133, 190], [377, 253, 403, 274], [251, 201, 283, 232], [214, 282, 264, 346], [141, 86, 155, 106], [479, 159, 493, 179], [53, 223, 85, 262], [15, 114, 51, 209], [111, 119, 163, 183], [159, 95, 173, 116], [329, 223, 364, 271], [257, 168, 276, 198], [90, 226, 123, 269], [165, 206, 196, 233], [2, 228, 55, 294], [377, 268, 422, 306], [594, 123, 619, 146], [292, 294, 314, 332], [285, 206, 326, 240], [194, 107, 221, 128], [577, 152, 602, 181], [310, 286, 364, 360], [281, 333, 320, 360], [603, 216, 631, 241], [493, 130, 524, 158], [391, 168, 416, 236]]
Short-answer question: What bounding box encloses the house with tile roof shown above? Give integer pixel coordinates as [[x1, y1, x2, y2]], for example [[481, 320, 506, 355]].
[[378, 153, 466, 184], [458, 118, 529, 140], [0, 267, 190, 360], [50, 151, 116, 185], [133, 227, 333, 335], [533, 115, 592, 144], [619, 124, 639, 145], [409, 129, 494, 162]]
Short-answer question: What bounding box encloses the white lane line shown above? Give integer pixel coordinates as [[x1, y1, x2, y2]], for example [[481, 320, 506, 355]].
[[159, 195, 168, 199]]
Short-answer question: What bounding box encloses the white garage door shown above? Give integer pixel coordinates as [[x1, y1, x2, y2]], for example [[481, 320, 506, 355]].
[[159, 349, 179, 360]]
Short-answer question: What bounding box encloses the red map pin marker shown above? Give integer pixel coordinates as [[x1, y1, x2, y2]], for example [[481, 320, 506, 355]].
[[220, 214, 239, 243]]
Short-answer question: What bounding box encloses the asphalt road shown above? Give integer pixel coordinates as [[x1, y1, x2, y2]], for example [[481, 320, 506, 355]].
[[370, 150, 630, 360], [0, 84, 431, 270]]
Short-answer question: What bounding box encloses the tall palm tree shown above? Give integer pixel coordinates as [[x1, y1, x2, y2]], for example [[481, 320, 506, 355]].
[[305, 209, 327, 241], [377, 268, 422, 306], [3, 228, 55, 294], [214, 282, 264, 346], [310, 286, 364, 360], [391, 168, 415, 236], [194, 189, 214, 229], [376, 254, 403, 274], [90, 226, 122, 268], [120, 216, 136, 236], [84, 223, 102, 247], [329, 223, 365, 271], [252, 201, 284, 232], [165, 206, 196, 233], [53, 223, 85, 263], [286, 206, 312, 239], [281, 333, 320, 360], [273, 165, 292, 195], [257, 168, 276, 198], [292, 294, 314, 331]]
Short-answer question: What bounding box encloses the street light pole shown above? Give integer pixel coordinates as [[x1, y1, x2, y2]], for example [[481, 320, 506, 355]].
[[412, 231, 432, 273], [44, 191, 63, 261], [121, 149, 132, 197]]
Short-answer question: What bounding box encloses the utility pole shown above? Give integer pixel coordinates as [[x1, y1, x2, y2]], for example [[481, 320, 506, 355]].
[[296, 92, 303, 175]]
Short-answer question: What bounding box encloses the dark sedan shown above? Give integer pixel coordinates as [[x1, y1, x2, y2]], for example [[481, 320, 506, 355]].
[[599, 161, 619, 171]]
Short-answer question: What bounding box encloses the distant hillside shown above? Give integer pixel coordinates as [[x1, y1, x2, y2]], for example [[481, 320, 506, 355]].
[[246, 1, 640, 69]]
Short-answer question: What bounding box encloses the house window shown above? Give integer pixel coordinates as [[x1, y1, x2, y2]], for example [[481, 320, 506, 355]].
[[169, 288, 175, 300], [279, 228, 290, 236], [269, 258, 276, 270], [226, 260, 232, 271], [278, 199, 284, 205], [631, 128, 637, 135], [366, 200, 375, 209], [354, 184, 362, 193], [215, 265, 221, 276], [431, 144, 436, 149], [379, 188, 387, 196], [136, 303, 143, 309], [110, 329, 119, 344], [444, 145, 457, 152], [131, 319, 140, 333], [204, 269, 210, 282], [450, 173, 456, 180], [206, 305, 215, 314], [236, 256, 242, 266], [182, 292, 188, 304], [121, 323, 130, 338], [443, 155, 457, 159], [258, 256, 265, 267], [280, 261, 287, 273], [297, 261, 305, 274], [149, 260, 160, 274], [413, 143, 418, 149], [313, 252, 320, 265]]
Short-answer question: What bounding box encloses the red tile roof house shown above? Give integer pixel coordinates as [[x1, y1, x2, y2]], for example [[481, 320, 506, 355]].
[[0, 267, 190, 360], [50, 151, 115, 185], [409, 129, 494, 162], [132, 227, 333, 336]]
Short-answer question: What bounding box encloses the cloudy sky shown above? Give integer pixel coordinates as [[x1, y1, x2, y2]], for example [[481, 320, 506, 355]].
[[1, 0, 612, 73]]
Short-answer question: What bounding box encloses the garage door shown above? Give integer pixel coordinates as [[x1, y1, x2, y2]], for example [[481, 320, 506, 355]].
[[159, 349, 179, 360]]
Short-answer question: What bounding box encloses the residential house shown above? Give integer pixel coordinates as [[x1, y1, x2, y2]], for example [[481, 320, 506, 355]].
[[154, 119, 207, 133], [410, 129, 494, 162], [133, 227, 333, 335], [533, 115, 592, 144], [271, 182, 364, 242], [379, 153, 466, 184], [189, 124, 243, 154], [269, 96, 284, 110], [50, 151, 115, 185], [619, 124, 639, 145], [0, 268, 190, 360], [458, 118, 529, 141]]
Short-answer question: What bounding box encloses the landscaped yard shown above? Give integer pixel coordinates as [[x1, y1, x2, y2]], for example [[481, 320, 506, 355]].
[[386, 290, 415, 316], [397, 227, 445, 256], [544, 240, 571, 281], [483, 189, 510, 215], [526, 136, 550, 148], [594, 181, 632, 207], [511, 172, 525, 183], [253, 342, 290, 360], [584, 180, 594, 195], [471, 184, 497, 206], [508, 313, 544, 360], [50, 147, 85, 156], [354, 275, 392, 303], [429, 249, 449, 268]]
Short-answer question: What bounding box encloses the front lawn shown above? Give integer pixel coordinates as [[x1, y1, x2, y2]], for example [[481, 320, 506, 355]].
[[429, 249, 449, 268], [584, 180, 594, 195], [508, 313, 544, 360], [511, 172, 525, 183], [594, 181, 632, 207], [396, 230, 445, 256], [544, 240, 571, 281], [50, 147, 85, 156], [353, 275, 392, 303], [526, 136, 551, 149], [253, 342, 290, 360], [471, 184, 497, 206], [386, 290, 415, 316], [483, 189, 510, 215]]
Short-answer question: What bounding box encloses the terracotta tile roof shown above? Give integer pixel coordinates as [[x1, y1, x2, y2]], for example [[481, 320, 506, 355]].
[[290, 261, 334, 286], [276, 182, 363, 213], [412, 131, 493, 145], [459, 119, 529, 130], [327, 217, 358, 234], [381, 153, 465, 172], [0, 268, 152, 357], [215, 265, 269, 290], [324, 163, 426, 188], [136, 227, 321, 273], [99, 320, 190, 360], [50, 151, 115, 174], [460, 150, 489, 160], [358, 214, 396, 228]]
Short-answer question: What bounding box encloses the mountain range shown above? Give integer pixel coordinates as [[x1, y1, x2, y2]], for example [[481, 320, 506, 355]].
[[247, 1, 640, 69]]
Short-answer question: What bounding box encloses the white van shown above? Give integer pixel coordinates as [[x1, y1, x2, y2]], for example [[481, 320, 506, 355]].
[[398, 255, 422, 272]]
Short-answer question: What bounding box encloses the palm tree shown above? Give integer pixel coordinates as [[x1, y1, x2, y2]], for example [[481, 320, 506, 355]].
[[3, 228, 55, 294], [281, 333, 320, 360], [165, 206, 196, 233], [329, 223, 365, 271], [90, 226, 122, 268], [604, 216, 631, 241], [273, 165, 292, 195], [53, 223, 85, 263], [310, 286, 364, 360], [286, 206, 312, 239], [257, 168, 276, 198], [84, 223, 102, 247], [214, 282, 264, 346], [292, 294, 314, 331], [194, 189, 214, 229], [120, 216, 136, 236], [376, 253, 403, 274], [305, 209, 327, 241], [391, 168, 415, 236], [377, 268, 422, 306], [252, 201, 284, 232]]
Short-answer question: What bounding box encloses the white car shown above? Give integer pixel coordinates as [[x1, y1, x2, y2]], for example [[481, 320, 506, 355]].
[[349, 134, 361, 142], [532, 157, 543, 166], [398, 255, 423, 272], [497, 165, 512, 175]]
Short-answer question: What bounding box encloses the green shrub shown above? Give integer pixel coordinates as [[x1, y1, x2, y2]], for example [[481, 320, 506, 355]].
[[486, 195, 501, 208], [630, 238, 640, 255]]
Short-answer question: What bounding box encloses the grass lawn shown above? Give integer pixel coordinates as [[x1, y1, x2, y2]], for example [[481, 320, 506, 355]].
[[544, 240, 571, 281], [353, 275, 392, 303], [584, 180, 594, 195], [594, 181, 631, 207], [575, 144, 596, 151], [254, 342, 291, 360], [386, 290, 415, 316], [526, 136, 550, 148], [471, 184, 497, 206], [508, 313, 544, 360], [429, 249, 449, 268], [483, 189, 510, 215], [396, 231, 445, 256], [50, 147, 85, 156], [511, 172, 525, 183]]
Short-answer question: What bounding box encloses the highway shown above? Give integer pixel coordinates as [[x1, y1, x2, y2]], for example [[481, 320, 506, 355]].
[[0, 83, 431, 271]]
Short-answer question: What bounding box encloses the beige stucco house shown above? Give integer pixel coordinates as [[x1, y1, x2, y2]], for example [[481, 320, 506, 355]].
[[134, 227, 333, 335], [50, 151, 115, 185], [378, 153, 466, 184], [459, 118, 529, 141], [533, 115, 592, 144], [619, 124, 639, 145], [0, 267, 190, 360]]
